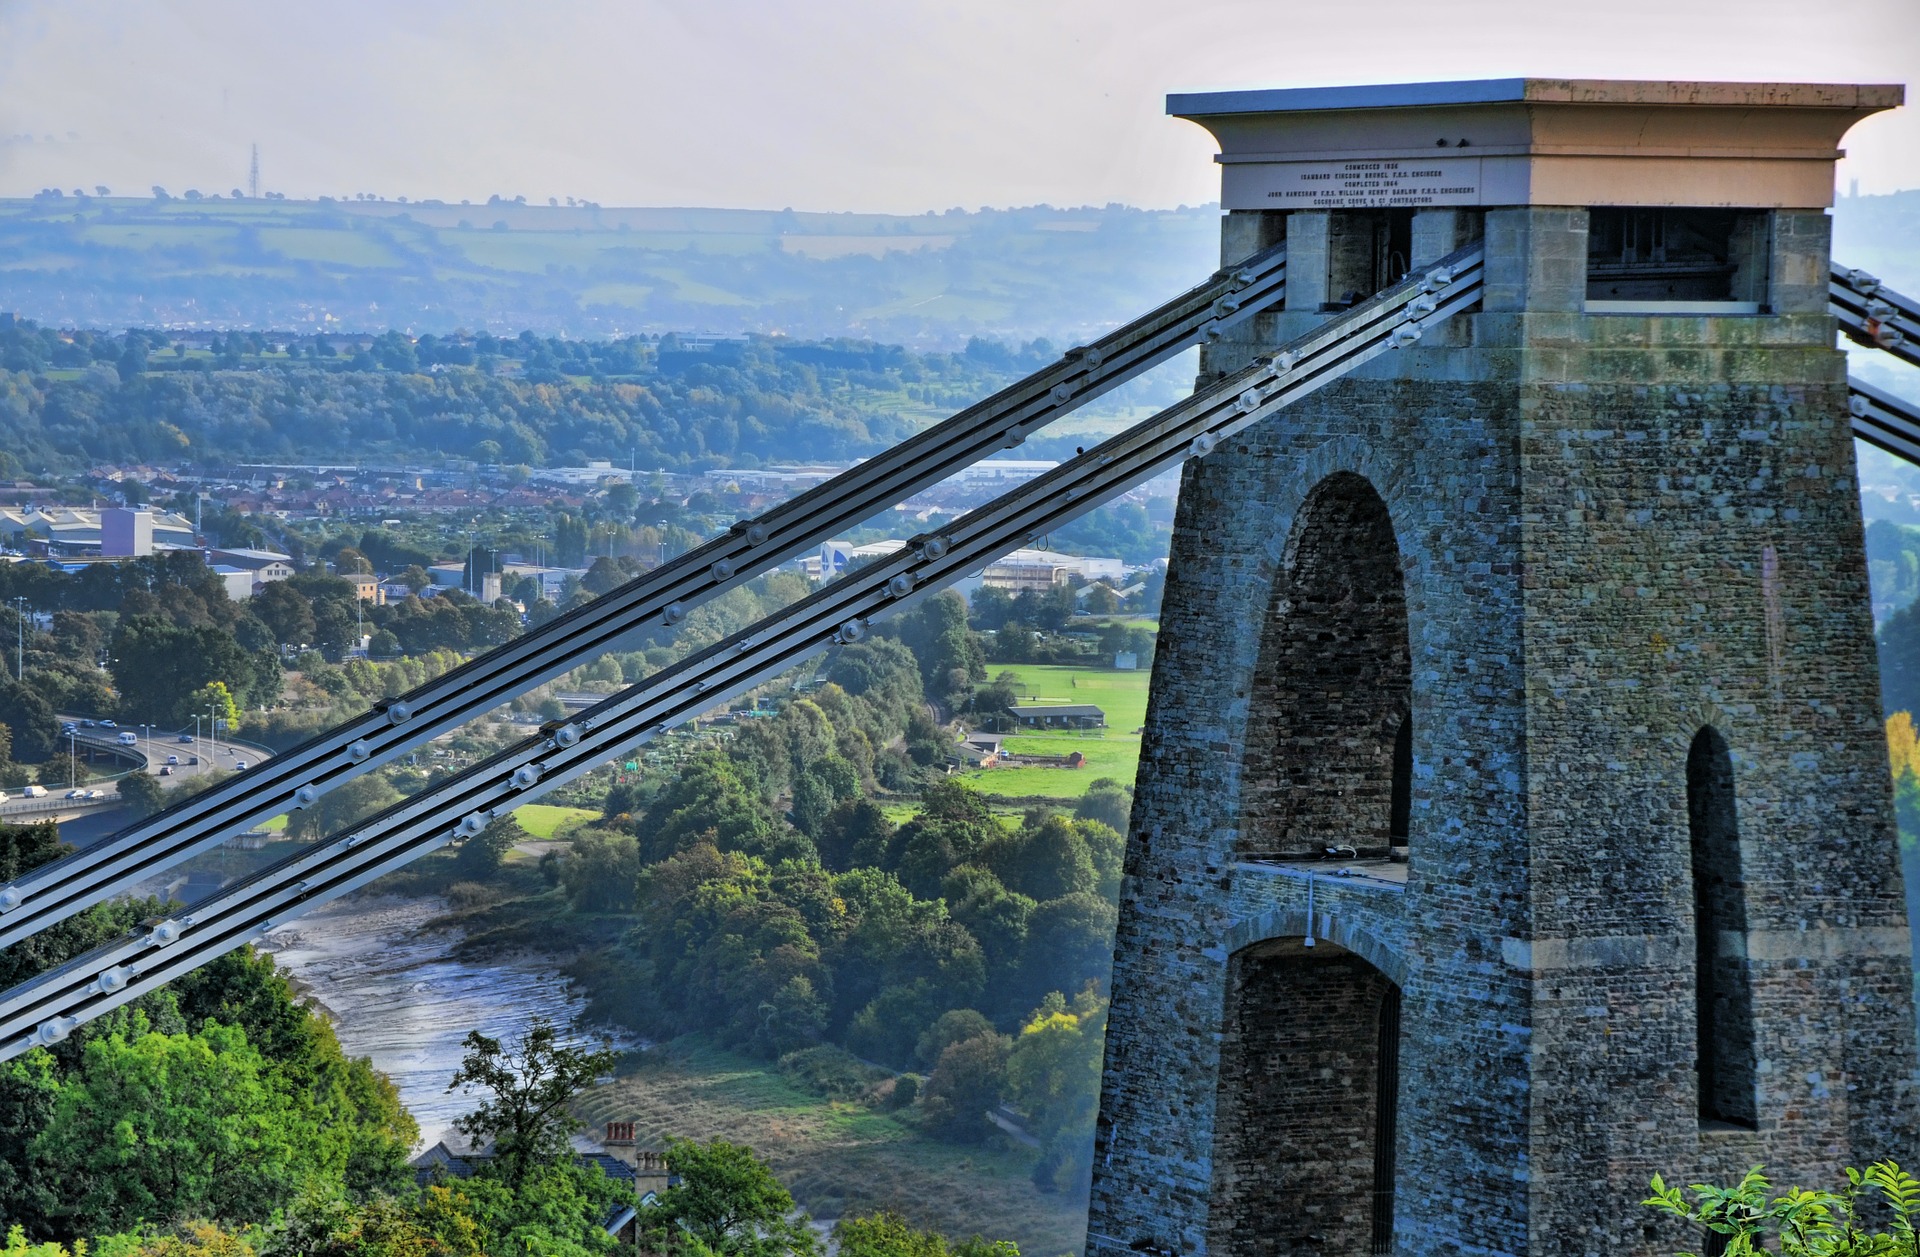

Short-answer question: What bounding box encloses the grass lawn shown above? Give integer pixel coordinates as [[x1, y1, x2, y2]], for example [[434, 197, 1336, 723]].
[[961, 664, 1151, 801], [512, 803, 598, 839], [578, 1036, 1085, 1255]]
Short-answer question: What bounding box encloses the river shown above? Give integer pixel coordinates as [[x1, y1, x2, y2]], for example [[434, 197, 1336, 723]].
[[262, 894, 620, 1147]]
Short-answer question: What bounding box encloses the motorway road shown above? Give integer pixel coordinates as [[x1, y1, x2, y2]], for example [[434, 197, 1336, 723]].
[[0, 721, 276, 824]]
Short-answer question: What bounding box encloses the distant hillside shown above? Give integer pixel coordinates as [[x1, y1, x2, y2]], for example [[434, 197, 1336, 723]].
[[0, 196, 1222, 349], [5, 189, 1913, 355]]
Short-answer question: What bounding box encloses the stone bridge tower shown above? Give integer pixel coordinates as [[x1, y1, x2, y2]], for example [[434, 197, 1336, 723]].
[[1087, 80, 1918, 1257]]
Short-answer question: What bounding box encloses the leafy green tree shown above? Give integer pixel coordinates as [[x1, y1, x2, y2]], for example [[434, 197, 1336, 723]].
[[1011, 585, 1077, 633], [892, 783, 1001, 899], [847, 981, 944, 1071], [1005, 988, 1108, 1193], [832, 1212, 948, 1257], [446, 1015, 616, 1190], [189, 681, 242, 737], [891, 592, 986, 701], [915, 1009, 996, 1072], [29, 1020, 314, 1234], [1021, 893, 1117, 1007], [331, 547, 374, 576], [453, 814, 526, 882], [251, 582, 315, 649], [1074, 779, 1133, 836], [560, 828, 640, 913], [635, 752, 782, 863], [1081, 583, 1120, 616], [832, 1214, 1019, 1257], [116, 771, 167, 819], [919, 1031, 1010, 1142], [0, 682, 57, 762], [966, 588, 1016, 632], [815, 798, 895, 873], [311, 601, 357, 662], [979, 815, 1096, 903], [639, 1137, 819, 1257], [939, 868, 1034, 1002]]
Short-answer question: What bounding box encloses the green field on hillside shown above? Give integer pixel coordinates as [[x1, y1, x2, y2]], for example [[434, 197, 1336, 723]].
[[511, 803, 597, 839], [578, 1036, 1084, 1255], [961, 663, 1152, 801]]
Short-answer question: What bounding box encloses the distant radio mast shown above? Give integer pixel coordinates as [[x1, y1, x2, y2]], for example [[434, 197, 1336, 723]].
[[249, 144, 260, 199]]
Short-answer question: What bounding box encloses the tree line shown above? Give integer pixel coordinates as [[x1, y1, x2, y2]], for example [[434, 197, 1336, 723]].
[[0, 319, 1053, 474]]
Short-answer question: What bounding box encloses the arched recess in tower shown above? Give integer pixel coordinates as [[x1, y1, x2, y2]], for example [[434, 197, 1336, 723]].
[[1687, 726, 1757, 1129], [1208, 936, 1402, 1257], [1240, 471, 1413, 858]]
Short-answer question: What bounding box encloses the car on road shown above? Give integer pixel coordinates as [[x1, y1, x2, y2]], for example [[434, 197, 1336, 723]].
[[0, 791, 9, 803], [166, 755, 179, 765], [22, 785, 44, 798], [100, 720, 116, 728], [177, 734, 193, 743], [117, 731, 138, 746], [61, 723, 75, 735], [234, 760, 249, 770], [159, 765, 173, 776], [64, 789, 84, 799], [79, 719, 94, 728]]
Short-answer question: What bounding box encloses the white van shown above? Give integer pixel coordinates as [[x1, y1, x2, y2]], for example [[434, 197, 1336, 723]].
[[117, 730, 139, 746], [22, 785, 46, 798]]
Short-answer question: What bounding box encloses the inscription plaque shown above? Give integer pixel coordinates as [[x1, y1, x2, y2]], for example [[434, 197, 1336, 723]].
[[1223, 156, 1485, 210]]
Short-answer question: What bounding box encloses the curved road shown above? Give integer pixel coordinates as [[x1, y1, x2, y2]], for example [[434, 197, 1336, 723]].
[[0, 722, 275, 824]]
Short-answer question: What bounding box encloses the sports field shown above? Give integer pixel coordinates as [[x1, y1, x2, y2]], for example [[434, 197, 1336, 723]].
[[960, 663, 1151, 801]]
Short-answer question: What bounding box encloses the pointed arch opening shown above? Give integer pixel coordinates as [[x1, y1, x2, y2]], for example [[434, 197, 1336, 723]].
[[1210, 937, 1403, 1257], [1688, 727, 1757, 1129], [1242, 473, 1413, 858]]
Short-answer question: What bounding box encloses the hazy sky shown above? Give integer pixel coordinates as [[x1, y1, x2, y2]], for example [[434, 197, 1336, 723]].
[[2, 0, 1916, 212]]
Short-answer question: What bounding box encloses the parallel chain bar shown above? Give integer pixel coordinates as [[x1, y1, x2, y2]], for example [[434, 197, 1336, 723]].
[[1832, 263, 1920, 467], [1849, 376, 1920, 466], [0, 245, 1290, 949], [0, 247, 1483, 1057], [1831, 265, 1920, 372]]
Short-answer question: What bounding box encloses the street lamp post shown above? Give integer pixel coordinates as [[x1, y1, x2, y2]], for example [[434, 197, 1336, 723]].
[[11, 596, 25, 681], [66, 730, 75, 790]]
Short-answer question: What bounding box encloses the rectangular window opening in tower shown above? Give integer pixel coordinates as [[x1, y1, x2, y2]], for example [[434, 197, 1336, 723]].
[[1585, 207, 1771, 314], [1322, 209, 1415, 311]]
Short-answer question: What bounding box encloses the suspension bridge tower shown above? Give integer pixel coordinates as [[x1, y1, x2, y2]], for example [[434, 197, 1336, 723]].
[[1088, 79, 1918, 1257]]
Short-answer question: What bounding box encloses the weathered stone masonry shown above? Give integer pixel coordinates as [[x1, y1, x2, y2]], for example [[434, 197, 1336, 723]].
[[1088, 80, 1920, 1257]]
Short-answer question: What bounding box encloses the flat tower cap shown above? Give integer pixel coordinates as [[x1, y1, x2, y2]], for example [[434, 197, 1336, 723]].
[[1168, 78, 1903, 210]]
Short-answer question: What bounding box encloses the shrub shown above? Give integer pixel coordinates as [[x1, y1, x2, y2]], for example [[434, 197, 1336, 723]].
[[1643, 1161, 1918, 1255], [776, 1045, 888, 1100], [444, 881, 496, 910]]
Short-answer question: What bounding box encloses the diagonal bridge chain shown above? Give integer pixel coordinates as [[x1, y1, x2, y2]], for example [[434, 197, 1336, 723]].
[[0, 242, 1291, 950], [0, 246, 1489, 1060], [1831, 265, 1920, 460]]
